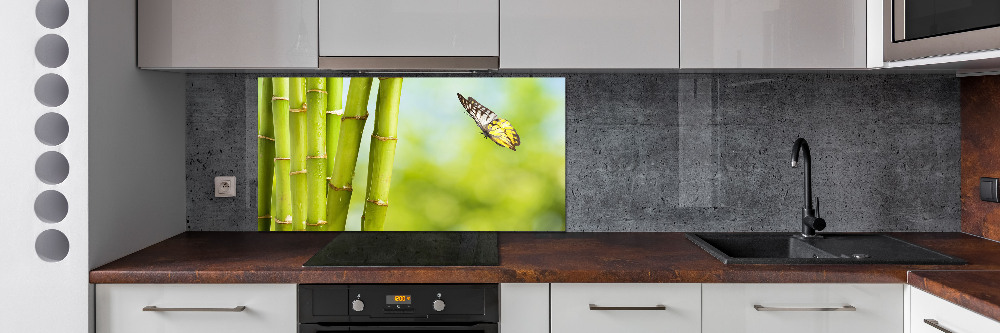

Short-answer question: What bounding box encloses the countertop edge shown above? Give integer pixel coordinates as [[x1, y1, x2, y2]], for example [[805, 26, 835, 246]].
[[908, 270, 1000, 324]]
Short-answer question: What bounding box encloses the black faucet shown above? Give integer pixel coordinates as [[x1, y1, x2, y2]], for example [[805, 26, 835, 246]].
[[791, 138, 825, 237]]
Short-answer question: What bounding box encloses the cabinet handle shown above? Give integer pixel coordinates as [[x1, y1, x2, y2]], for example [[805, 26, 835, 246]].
[[143, 306, 247, 312], [589, 304, 667, 311], [924, 319, 955, 333], [753, 305, 856, 312]]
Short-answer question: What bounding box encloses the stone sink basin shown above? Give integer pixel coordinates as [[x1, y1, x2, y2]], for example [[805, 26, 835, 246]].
[[685, 233, 966, 265]]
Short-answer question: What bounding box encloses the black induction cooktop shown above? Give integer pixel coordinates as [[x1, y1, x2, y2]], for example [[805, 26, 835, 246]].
[[303, 232, 499, 267]]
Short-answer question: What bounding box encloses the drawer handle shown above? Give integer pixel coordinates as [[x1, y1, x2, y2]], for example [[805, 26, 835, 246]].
[[143, 306, 247, 312], [924, 319, 955, 333], [589, 304, 667, 311], [753, 305, 856, 312]]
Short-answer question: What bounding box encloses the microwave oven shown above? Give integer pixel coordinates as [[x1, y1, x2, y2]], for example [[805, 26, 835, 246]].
[[884, 0, 1000, 62]]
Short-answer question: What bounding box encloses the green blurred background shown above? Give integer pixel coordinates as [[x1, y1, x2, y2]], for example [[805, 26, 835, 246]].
[[263, 77, 566, 231]]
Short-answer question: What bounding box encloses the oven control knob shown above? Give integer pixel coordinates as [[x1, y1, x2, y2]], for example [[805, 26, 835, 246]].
[[352, 299, 365, 312], [432, 299, 446, 312]]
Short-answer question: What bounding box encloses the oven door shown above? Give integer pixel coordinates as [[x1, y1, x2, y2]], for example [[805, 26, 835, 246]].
[[300, 323, 498, 333], [885, 0, 1000, 61]]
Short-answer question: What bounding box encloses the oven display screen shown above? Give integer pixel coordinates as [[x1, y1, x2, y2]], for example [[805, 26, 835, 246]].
[[386, 295, 412, 304]]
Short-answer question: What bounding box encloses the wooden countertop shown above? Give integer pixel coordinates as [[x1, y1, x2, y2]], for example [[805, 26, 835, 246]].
[[91, 231, 1000, 284], [908, 270, 1000, 323], [90, 231, 1000, 322]]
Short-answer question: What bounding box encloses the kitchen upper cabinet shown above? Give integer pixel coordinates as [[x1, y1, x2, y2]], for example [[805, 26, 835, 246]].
[[702, 284, 903, 333], [319, 0, 499, 69], [681, 0, 873, 68], [551, 283, 701, 333], [500, 0, 680, 69], [910, 287, 1000, 333], [137, 0, 317, 69], [96, 284, 297, 333]]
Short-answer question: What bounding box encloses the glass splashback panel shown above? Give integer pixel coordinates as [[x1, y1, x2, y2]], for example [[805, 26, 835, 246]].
[[257, 77, 566, 231]]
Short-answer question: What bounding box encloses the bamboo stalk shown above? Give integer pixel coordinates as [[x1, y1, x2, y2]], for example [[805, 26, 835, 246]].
[[271, 78, 293, 231], [289, 77, 308, 231], [305, 78, 328, 231], [270, 183, 277, 231], [257, 78, 274, 231], [327, 77, 374, 230], [323, 77, 344, 231], [362, 78, 403, 231]]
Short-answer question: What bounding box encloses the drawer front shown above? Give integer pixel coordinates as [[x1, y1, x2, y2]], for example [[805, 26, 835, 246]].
[[911, 288, 1000, 333], [96, 284, 296, 333], [702, 283, 903, 333], [551, 283, 701, 333], [319, 0, 499, 57]]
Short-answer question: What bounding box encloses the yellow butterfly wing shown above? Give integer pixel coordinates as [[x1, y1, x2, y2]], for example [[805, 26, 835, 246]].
[[487, 117, 520, 151], [458, 93, 521, 151]]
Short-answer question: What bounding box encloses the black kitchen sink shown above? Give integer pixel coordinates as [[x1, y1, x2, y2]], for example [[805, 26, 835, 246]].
[[686, 233, 966, 265]]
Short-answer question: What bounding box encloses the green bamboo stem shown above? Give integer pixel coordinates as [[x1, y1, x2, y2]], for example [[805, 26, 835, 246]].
[[289, 78, 308, 231], [271, 78, 293, 231], [305, 78, 328, 231], [270, 185, 277, 231], [327, 77, 374, 230], [323, 77, 344, 231], [362, 78, 403, 231], [257, 78, 275, 231]]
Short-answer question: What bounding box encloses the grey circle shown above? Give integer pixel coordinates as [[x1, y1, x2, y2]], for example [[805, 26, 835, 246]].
[[35, 74, 69, 107], [35, 112, 69, 146], [35, 229, 69, 262], [35, 151, 69, 185], [35, 34, 69, 68], [36, 0, 69, 29], [34, 190, 68, 223]]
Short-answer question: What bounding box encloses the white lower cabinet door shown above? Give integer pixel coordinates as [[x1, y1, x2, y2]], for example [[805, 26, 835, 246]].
[[702, 283, 903, 333], [911, 287, 1000, 333], [500, 283, 549, 333], [96, 284, 297, 333], [550, 283, 701, 333]]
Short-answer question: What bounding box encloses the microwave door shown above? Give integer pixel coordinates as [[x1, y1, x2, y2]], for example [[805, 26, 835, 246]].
[[896, 0, 1000, 42], [884, 0, 1000, 61]]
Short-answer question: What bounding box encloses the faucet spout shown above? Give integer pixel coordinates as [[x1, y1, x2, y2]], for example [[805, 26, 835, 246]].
[[791, 138, 825, 237]]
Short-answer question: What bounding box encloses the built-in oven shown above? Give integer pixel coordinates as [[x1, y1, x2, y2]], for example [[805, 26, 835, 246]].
[[299, 284, 498, 333], [884, 0, 1000, 61]]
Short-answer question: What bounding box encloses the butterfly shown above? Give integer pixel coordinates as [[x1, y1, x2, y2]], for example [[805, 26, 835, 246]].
[[457, 93, 521, 151]]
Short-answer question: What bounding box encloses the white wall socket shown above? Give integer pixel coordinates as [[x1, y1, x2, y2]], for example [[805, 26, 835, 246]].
[[215, 176, 236, 197]]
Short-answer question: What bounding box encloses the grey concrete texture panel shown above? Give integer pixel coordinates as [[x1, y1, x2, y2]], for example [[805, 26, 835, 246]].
[[186, 74, 257, 231], [185, 73, 960, 232]]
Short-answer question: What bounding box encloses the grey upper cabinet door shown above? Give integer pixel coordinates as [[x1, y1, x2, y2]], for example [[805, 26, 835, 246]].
[[501, 0, 680, 69], [681, 0, 869, 69], [319, 0, 500, 57], [138, 0, 318, 69]]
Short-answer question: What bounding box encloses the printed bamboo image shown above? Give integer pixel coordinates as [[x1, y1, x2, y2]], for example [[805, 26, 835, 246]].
[[305, 78, 328, 231], [257, 78, 274, 231], [289, 77, 308, 230], [324, 77, 344, 231], [362, 78, 403, 231], [258, 77, 567, 231], [271, 78, 293, 231], [327, 77, 374, 230]]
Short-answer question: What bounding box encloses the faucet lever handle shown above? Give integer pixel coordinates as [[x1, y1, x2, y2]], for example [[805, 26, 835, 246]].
[[815, 197, 820, 218]]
